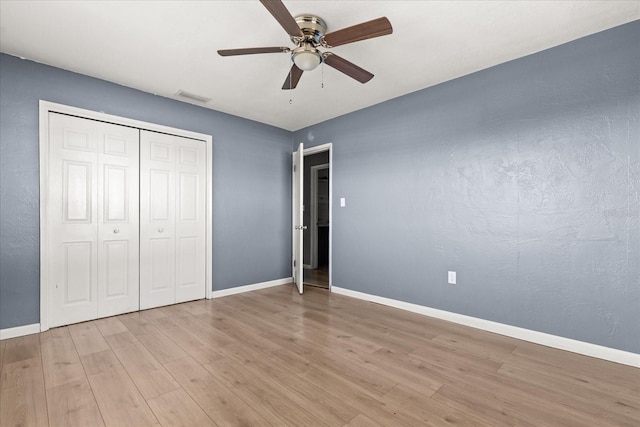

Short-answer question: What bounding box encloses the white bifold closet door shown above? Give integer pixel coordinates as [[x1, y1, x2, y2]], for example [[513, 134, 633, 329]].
[[48, 113, 140, 328], [140, 130, 206, 309]]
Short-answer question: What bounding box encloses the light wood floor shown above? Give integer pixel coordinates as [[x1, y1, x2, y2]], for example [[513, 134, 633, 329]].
[[1, 285, 638, 427]]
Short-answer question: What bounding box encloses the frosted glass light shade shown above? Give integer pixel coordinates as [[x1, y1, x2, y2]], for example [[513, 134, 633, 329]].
[[293, 50, 321, 71]]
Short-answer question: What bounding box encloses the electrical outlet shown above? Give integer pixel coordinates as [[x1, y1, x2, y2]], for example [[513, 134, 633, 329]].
[[448, 271, 456, 285]]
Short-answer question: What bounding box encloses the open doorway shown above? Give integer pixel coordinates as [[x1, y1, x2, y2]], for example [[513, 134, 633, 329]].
[[303, 149, 330, 288]]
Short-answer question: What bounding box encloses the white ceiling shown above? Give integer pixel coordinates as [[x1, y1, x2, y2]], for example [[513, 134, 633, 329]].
[[1, 1, 638, 131]]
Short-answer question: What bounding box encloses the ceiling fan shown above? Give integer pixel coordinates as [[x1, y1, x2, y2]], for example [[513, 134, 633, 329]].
[[218, 0, 393, 90]]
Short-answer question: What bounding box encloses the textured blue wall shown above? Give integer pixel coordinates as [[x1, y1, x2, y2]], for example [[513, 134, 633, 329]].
[[0, 53, 292, 329], [294, 22, 640, 353]]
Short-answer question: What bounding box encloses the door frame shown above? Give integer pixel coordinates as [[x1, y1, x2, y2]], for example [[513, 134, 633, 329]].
[[309, 163, 329, 270], [39, 100, 214, 332], [292, 143, 304, 293], [292, 143, 332, 290]]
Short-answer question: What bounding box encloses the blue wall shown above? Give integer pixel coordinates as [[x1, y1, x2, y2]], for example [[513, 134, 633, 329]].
[[294, 21, 640, 353], [0, 53, 292, 329]]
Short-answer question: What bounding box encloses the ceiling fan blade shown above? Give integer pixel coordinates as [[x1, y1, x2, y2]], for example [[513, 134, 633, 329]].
[[323, 54, 374, 84], [322, 17, 392, 47], [218, 47, 289, 56], [282, 64, 304, 90], [260, 0, 304, 37]]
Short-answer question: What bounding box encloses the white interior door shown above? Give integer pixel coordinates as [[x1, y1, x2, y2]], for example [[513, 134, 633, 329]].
[[48, 113, 139, 327], [97, 123, 140, 318], [292, 143, 304, 294], [175, 136, 206, 303], [140, 131, 206, 309], [140, 131, 176, 309]]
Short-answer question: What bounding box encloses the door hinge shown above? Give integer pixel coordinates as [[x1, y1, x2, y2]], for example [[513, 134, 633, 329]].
[[294, 260, 296, 267], [294, 165, 296, 172]]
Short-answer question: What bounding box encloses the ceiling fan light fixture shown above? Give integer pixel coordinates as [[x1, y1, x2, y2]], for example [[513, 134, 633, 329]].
[[292, 47, 322, 71], [218, 1, 394, 89]]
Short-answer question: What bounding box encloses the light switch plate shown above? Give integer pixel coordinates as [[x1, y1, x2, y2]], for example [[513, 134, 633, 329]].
[[448, 271, 456, 285], [340, 197, 346, 207]]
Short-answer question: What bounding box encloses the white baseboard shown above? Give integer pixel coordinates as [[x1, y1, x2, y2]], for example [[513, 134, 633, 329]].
[[0, 323, 41, 340], [209, 277, 292, 299], [303, 264, 312, 269], [332, 286, 640, 368]]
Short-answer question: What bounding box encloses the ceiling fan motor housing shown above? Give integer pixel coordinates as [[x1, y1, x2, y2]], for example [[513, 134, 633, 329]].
[[291, 15, 327, 45]]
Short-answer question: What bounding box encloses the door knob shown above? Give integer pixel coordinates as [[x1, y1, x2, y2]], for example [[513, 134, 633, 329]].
[[113, 229, 120, 234], [158, 228, 164, 233]]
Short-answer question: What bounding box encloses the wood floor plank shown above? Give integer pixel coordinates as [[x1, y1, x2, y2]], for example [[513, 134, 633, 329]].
[[46, 379, 104, 427], [174, 300, 210, 317], [169, 312, 236, 347], [301, 309, 421, 355], [0, 357, 49, 427], [235, 290, 296, 315], [332, 343, 443, 397], [343, 413, 385, 427], [3, 334, 41, 364], [432, 382, 538, 426], [432, 371, 623, 427], [147, 388, 217, 427], [102, 330, 138, 350], [289, 340, 399, 397], [40, 328, 103, 426], [139, 307, 168, 321], [504, 350, 639, 401], [68, 322, 110, 356], [156, 321, 225, 365], [408, 341, 504, 374], [40, 327, 86, 389], [164, 356, 270, 427], [301, 365, 428, 427], [512, 340, 640, 391], [270, 347, 314, 375], [217, 341, 360, 425], [205, 357, 330, 427], [80, 349, 159, 426], [78, 347, 121, 376], [431, 332, 516, 362], [108, 338, 180, 399], [383, 384, 487, 426], [498, 362, 640, 426], [196, 306, 283, 353], [118, 313, 190, 363], [94, 316, 128, 337]]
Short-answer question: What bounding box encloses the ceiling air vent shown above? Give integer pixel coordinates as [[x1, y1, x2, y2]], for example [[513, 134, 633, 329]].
[[176, 90, 211, 103]]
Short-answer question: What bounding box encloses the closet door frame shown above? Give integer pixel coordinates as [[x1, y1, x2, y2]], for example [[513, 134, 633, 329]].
[[39, 100, 213, 332]]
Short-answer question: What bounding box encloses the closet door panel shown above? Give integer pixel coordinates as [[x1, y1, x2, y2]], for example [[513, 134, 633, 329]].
[[175, 137, 206, 303], [48, 113, 99, 327], [49, 113, 140, 326], [97, 123, 140, 317], [140, 131, 176, 309]]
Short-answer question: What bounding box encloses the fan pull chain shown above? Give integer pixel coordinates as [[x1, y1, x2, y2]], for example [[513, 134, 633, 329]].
[[321, 62, 324, 89], [289, 59, 293, 104]]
